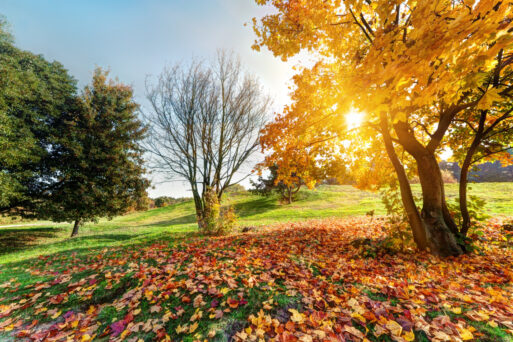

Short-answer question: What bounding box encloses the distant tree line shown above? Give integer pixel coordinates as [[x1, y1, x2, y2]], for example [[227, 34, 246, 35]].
[[440, 160, 513, 183], [152, 196, 191, 208]]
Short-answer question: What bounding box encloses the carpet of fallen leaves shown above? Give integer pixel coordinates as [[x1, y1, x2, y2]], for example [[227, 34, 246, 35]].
[[1, 217, 513, 342]]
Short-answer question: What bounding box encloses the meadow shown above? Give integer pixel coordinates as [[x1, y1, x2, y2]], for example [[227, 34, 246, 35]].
[[0, 184, 512, 341], [1, 183, 512, 265]]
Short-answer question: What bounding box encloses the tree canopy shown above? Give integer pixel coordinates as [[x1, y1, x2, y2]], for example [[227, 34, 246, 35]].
[[0, 19, 77, 212]]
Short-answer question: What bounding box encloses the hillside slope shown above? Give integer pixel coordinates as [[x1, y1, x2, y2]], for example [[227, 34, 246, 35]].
[[1, 183, 512, 264]]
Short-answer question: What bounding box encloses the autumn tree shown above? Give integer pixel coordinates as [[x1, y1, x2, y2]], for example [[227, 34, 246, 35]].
[[145, 52, 269, 232], [251, 165, 303, 203], [36, 69, 149, 237], [256, 110, 348, 203], [253, 0, 513, 256]]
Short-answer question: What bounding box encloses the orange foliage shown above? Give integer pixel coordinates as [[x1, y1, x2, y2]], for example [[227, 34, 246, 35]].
[[1, 217, 512, 340]]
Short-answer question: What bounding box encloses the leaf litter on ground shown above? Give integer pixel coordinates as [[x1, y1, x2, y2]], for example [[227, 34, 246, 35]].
[[0, 216, 512, 341]]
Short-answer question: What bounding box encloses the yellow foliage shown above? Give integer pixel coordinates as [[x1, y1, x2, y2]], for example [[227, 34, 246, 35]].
[[252, 0, 513, 204]]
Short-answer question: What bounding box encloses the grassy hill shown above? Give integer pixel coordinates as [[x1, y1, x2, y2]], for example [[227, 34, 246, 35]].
[[0, 184, 512, 341], [1, 183, 512, 265]]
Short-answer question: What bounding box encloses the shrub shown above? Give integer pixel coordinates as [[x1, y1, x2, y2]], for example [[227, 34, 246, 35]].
[[441, 169, 457, 184], [379, 181, 415, 252], [153, 196, 191, 208], [218, 206, 238, 235], [224, 184, 247, 195], [200, 187, 237, 236], [447, 194, 489, 229]]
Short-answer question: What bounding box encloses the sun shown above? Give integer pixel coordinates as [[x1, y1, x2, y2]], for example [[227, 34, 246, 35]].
[[345, 110, 364, 130]]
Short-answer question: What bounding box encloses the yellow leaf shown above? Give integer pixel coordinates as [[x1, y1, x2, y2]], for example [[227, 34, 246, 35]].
[[82, 334, 91, 342], [489, 321, 498, 328], [462, 295, 472, 302], [51, 310, 61, 319], [289, 309, 305, 324], [386, 320, 403, 336], [451, 307, 462, 314], [176, 324, 188, 334], [403, 330, 415, 341], [189, 322, 198, 333], [459, 328, 474, 340], [190, 309, 203, 322], [120, 330, 130, 339], [351, 312, 366, 323], [477, 88, 502, 110], [236, 331, 248, 341]]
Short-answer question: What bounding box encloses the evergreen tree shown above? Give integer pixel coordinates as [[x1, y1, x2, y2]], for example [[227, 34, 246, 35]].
[[38, 69, 149, 236]]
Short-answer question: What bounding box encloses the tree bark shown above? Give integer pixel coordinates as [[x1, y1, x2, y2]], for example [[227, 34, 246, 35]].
[[415, 153, 463, 256], [191, 184, 208, 231], [391, 119, 463, 256], [71, 219, 81, 237], [441, 180, 460, 236]]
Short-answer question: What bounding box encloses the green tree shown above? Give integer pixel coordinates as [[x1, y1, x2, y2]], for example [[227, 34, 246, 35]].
[[38, 69, 149, 236], [0, 18, 77, 212]]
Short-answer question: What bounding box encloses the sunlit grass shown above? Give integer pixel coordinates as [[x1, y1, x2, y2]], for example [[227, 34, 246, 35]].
[[0, 183, 511, 265]]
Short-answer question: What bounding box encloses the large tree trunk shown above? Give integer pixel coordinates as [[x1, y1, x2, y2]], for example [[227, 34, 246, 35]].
[[441, 194, 459, 236], [387, 118, 463, 256], [415, 153, 463, 256], [71, 219, 81, 237]]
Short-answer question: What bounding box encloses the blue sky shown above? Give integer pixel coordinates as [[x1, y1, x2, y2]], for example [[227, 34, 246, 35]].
[[1, 0, 298, 197]]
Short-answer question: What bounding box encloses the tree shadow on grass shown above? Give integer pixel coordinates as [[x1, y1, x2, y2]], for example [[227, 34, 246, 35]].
[[70, 233, 142, 243], [146, 197, 281, 228], [232, 196, 280, 219], [0, 227, 66, 255], [1, 230, 195, 272], [143, 214, 198, 227]]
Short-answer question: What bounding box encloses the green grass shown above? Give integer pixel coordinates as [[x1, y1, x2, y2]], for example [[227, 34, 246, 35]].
[[0, 183, 512, 341], [1, 183, 512, 265]]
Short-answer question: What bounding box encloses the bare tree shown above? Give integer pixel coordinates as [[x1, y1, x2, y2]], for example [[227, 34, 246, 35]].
[[145, 52, 270, 230]]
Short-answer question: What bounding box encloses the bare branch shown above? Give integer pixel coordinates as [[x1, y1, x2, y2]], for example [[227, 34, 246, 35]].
[[144, 51, 270, 210]]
